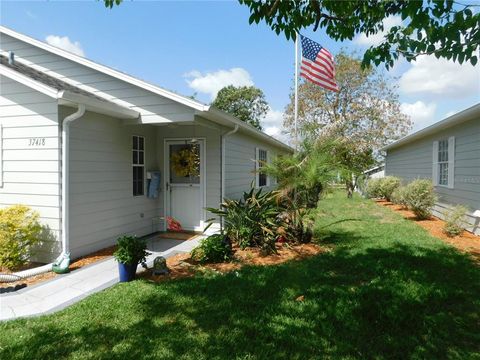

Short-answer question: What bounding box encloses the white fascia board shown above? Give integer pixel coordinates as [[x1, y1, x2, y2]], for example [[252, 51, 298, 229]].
[[198, 108, 294, 153], [0, 26, 209, 112], [59, 91, 140, 120], [382, 103, 480, 152], [0, 64, 59, 98]]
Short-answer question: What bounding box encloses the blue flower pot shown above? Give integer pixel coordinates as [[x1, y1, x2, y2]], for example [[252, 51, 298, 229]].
[[118, 262, 138, 282]]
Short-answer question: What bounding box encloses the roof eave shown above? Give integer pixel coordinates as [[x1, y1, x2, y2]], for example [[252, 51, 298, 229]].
[[0, 25, 209, 112], [382, 103, 480, 152], [197, 107, 294, 153]]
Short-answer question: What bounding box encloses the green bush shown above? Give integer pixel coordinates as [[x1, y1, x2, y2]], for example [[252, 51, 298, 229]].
[[0, 205, 42, 270], [366, 178, 382, 198], [443, 205, 468, 237], [378, 176, 401, 201], [206, 186, 279, 254], [391, 186, 408, 208], [113, 235, 150, 266], [404, 179, 437, 220], [191, 234, 233, 263]]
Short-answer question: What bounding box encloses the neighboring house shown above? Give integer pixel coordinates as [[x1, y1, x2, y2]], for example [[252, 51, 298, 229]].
[[0, 26, 292, 262], [383, 104, 480, 235], [364, 164, 385, 179]]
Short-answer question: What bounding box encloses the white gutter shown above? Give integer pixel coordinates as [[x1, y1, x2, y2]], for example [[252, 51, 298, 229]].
[[61, 104, 86, 257], [221, 125, 239, 228]]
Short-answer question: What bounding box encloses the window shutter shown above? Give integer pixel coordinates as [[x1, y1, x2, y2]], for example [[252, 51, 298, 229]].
[[448, 136, 455, 189], [266, 150, 271, 187], [255, 147, 259, 188], [432, 141, 439, 186], [0, 124, 3, 187]]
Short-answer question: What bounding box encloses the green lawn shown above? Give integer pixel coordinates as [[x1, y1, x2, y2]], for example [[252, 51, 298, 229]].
[[1, 192, 479, 359]]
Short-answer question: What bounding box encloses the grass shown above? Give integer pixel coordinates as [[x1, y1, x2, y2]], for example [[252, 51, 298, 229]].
[[1, 192, 479, 359]]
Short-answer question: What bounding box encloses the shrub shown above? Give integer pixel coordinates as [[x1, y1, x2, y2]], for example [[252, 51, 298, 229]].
[[378, 176, 401, 201], [366, 178, 382, 198], [404, 179, 437, 219], [0, 205, 42, 270], [443, 205, 468, 237], [113, 235, 150, 266], [391, 186, 408, 208], [191, 234, 233, 263], [277, 208, 313, 244], [206, 186, 279, 254]]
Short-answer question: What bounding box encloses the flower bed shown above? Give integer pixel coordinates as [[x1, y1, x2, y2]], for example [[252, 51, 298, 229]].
[[375, 199, 480, 263]]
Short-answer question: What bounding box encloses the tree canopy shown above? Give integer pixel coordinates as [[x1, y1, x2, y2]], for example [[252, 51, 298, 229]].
[[212, 85, 269, 130], [239, 0, 479, 68], [284, 51, 411, 196]]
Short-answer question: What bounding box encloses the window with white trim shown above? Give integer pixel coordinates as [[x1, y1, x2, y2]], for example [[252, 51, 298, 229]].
[[256, 148, 269, 187], [438, 139, 449, 186], [132, 135, 145, 196], [433, 137, 455, 188]]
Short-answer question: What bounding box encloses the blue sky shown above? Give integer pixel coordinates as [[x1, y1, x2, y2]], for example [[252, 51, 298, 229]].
[[1, 1, 479, 140]]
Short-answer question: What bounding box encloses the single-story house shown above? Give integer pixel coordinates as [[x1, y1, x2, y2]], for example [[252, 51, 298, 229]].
[[0, 26, 292, 262], [383, 103, 480, 235]]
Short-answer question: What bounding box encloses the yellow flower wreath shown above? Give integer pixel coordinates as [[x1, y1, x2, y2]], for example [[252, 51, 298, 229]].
[[171, 146, 200, 177]]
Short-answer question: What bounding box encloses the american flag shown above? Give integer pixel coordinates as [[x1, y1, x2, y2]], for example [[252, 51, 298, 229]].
[[300, 35, 339, 92]]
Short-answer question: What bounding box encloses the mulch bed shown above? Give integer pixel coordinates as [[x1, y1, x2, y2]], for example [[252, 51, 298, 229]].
[[375, 199, 480, 263], [0, 246, 116, 290], [140, 242, 328, 283]]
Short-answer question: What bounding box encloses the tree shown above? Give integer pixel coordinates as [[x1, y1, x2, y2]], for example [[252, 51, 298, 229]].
[[212, 85, 269, 130], [239, 0, 479, 69], [284, 51, 411, 197]]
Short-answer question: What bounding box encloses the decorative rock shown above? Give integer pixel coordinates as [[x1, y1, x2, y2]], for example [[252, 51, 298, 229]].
[[153, 256, 169, 275]]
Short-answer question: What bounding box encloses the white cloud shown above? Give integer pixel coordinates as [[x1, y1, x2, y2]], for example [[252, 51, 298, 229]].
[[184, 67, 254, 100], [263, 108, 290, 143], [399, 55, 479, 98], [354, 16, 403, 47], [400, 101, 437, 131], [45, 35, 85, 57]]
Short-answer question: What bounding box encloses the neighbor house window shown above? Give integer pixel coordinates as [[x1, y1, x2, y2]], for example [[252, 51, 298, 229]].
[[132, 135, 145, 196], [433, 137, 455, 189], [256, 148, 269, 187], [438, 139, 449, 186]]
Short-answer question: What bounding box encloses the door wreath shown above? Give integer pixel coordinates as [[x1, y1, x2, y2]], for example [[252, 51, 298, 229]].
[[171, 145, 200, 177]]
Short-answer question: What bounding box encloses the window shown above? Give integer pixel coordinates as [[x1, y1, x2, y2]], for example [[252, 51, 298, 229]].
[[433, 137, 455, 189], [438, 139, 449, 186], [256, 148, 269, 187], [132, 135, 145, 196]]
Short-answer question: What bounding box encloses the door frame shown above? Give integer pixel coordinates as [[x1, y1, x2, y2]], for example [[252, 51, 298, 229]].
[[163, 138, 206, 232]]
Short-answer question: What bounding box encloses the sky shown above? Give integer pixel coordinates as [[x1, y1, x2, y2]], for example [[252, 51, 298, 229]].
[[1, 1, 479, 142]]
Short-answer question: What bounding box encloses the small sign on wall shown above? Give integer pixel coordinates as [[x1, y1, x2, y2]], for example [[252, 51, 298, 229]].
[[28, 138, 46, 146]]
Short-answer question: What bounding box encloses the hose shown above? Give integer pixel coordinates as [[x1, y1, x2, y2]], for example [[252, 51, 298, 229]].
[[0, 263, 53, 283]]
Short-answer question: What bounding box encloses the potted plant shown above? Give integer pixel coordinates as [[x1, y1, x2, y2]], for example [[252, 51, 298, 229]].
[[113, 235, 150, 282]]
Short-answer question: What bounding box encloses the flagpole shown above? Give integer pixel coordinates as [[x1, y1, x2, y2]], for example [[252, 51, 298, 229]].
[[294, 32, 299, 152]]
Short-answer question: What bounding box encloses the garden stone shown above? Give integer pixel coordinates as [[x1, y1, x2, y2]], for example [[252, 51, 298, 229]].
[[153, 256, 169, 275]]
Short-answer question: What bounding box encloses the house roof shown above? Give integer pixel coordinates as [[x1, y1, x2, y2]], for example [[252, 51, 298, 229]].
[[382, 103, 480, 151], [0, 25, 293, 153], [0, 56, 139, 120]]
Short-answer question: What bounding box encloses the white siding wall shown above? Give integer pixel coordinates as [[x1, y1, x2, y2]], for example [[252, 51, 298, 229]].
[[1, 33, 196, 124], [0, 76, 61, 261], [65, 107, 161, 258], [224, 131, 287, 200]]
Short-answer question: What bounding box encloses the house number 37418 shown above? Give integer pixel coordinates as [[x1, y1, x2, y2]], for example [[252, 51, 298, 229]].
[[28, 138, 46, 146]]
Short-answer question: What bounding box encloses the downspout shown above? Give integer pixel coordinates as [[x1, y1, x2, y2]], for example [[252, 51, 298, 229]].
[[0, 104, 86, 283], [220, 125, 239, 230], [61, 104, 86, 257]]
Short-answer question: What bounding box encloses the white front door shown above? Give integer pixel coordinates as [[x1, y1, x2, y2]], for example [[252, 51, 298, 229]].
[[165, 139, 205, 231]]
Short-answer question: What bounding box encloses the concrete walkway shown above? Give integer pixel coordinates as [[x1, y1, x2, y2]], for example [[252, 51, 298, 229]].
[[0, 235, 202, 321]]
